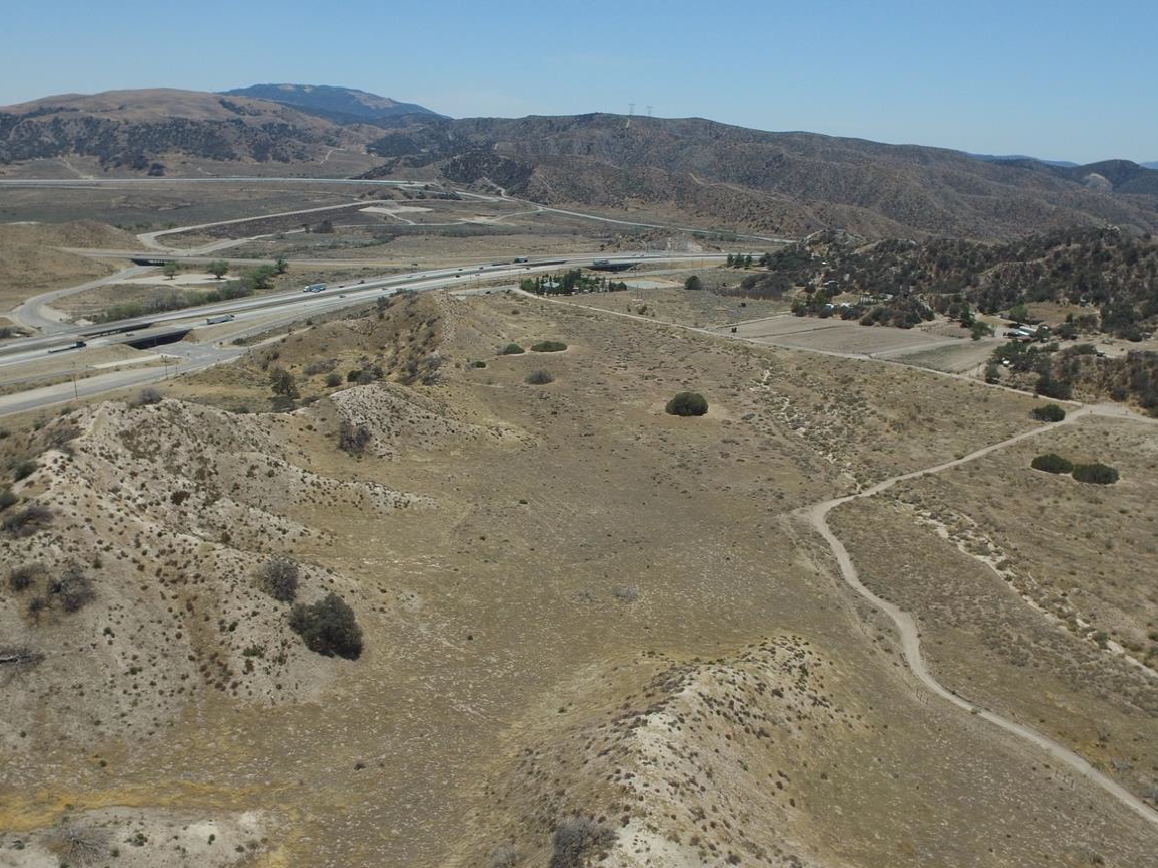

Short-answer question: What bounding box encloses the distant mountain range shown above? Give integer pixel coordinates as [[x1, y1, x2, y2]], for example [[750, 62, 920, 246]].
[[362, 114, 1158, 238], [219, 83, 442, 126], [1, 85, 1156, 240]]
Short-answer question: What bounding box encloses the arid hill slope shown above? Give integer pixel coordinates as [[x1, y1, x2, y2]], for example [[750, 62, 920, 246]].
[[364, 114, 1158, 239], [3, 291, 1158, 866]]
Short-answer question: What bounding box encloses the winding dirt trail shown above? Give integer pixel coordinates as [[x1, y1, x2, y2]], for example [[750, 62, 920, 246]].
[[800, 404, 1158, 830]]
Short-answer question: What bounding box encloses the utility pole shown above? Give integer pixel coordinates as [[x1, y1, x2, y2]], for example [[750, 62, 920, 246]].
[[628, 102, 635, 116]]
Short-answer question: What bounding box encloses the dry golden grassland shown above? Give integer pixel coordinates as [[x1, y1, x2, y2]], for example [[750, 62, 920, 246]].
[[2, 293, 1156, 867], [829, 413, 1158, 805]]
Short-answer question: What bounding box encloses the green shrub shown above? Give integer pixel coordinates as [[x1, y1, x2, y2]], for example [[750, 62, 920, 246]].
[[13, 461, 37, 482], [325, 372, 343, 388], [289, 592, 363, 659], [1031, 403, 1066, 422], [256, 557, 299, 602], [499, 343, 525, 355], [1031, 453, 1073, 474], [665, 392, 709, 417], [1072, 463, 1119, 485], [0, 488, 16, 512], [525, 369, 554, 385], [470, 360, 487, 368], [531, 340, 568, 352]]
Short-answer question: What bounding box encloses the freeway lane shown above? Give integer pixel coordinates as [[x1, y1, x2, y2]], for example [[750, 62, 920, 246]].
[[1, 252, 725, 349], [0, 253, 726, 416]]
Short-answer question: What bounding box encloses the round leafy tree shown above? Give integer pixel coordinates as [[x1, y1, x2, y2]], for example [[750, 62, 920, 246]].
[[531, 340, 568, 352], [1031, 453, 1073, 474], [1071, 462, 1119, 485], [665, 392, 709, 417], [289, 592, 363, 659], [1031, 403, 1067, 422]]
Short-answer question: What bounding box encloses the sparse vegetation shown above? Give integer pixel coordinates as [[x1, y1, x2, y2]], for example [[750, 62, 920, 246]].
[[49, 562, 95, 613], [525, 369, 555, 385], [13, 460, 37, 481], [1, 503, 53, 537], [45, 824, 108, 864], [256, 557, 300, 602], [289, 592, 363, 659], [665, 391, 709, 416], [549, 815, 617, 868], [130, 387, 163, 407], [9, 562, 44, 592], [339, 419, 372, 455]]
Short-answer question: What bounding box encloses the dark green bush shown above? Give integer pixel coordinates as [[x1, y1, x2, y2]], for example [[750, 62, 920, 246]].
[[289, 592, 363, 659], [525, 369, 554, 385], [499, 343, 525, 355], [1031, 453, 1073, 474], [0, 487, 16, 512], [13, 461, 37, 482], [665, 392, 709, 417], [257, 557, 299, 602], [470, 360, 487, 368], [325, 373, 343, 388], [1072, 462, 1119, 485], [531, 340, 568, 353], [1031, 403, 1066, 422]]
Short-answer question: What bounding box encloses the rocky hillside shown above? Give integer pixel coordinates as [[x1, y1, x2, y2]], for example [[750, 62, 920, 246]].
[[363, 114, 1158, 239], [0, 89, 376, 169], [220, 83, 442, 126], [729, 226, 1158, 335]]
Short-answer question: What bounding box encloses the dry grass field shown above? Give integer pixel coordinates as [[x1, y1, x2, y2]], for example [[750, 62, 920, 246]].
[[828, 412, 1158, 804], [2, 292, 1157, 867]]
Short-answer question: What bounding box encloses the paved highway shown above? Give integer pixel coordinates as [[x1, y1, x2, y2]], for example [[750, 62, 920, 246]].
[[0, 252, 725, 417]]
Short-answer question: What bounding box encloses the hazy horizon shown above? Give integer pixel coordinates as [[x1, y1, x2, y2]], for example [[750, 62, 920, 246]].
[[4, 0, 1155, 165]]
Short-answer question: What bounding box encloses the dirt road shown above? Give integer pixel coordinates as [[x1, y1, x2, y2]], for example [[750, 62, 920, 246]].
[[800, 404, 1158, 830]]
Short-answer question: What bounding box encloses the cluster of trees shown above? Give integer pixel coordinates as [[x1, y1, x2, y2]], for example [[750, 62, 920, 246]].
[[254, 556, 363, 659], [1031, 453, 1119, 484], [97, 258, 289, 323], [520, 271, 627, 296], [710, 227, 1158, 339], [8, 560, 95, 621]]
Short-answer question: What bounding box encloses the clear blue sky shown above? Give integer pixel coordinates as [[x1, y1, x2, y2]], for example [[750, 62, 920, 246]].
[[4, 0, 1154, 163]]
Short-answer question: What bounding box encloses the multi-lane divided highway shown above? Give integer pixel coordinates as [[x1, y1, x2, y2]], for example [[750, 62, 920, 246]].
[[0, 253, 724, 417]]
